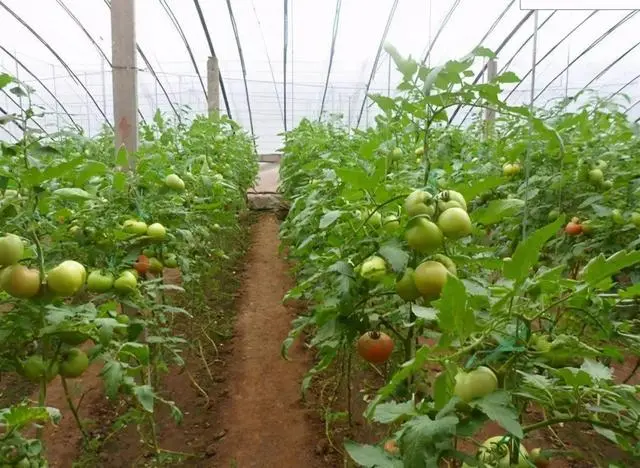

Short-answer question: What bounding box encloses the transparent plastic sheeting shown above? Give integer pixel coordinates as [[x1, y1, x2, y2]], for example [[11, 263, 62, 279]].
[[1, 0, 640, 153]]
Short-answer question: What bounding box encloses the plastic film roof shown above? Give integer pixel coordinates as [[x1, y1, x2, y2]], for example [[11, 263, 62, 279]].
[[1, 1, 640, 152]]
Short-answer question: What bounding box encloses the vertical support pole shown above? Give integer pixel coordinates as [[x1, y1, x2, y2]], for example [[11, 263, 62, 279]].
[[14, 50, 22, 110], [347, 95, 351, 130], [387, 53, 391, 97], [111, 0, 138, 166], [564, 45, 570, 98], [484, 58, 497, 137], [52, 64, 60, 130], [207, 56, 220, 116]]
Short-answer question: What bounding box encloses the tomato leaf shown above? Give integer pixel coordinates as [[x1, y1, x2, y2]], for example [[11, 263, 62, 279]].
[[133, 385, 155, 413], [366, 346, 431, 417], [472, 199, 524, 225], [101, 360, 124, 399], [0, 73, 12, 90], [504, 216, 565, 283], [400, 414, 459, 468], [580, 359, 613, 382], [470, 391, 523, 438], [579, 250, 640, 287], [434, 275, 475, 342], [344, 441, 401, 468], [0, 404, 61, 429], [378, 241, 409, 273], [319, 210, 342, 229], [52, 188, 93, 200], [411, 305, 437, 321], [371, 400, 417, 424]]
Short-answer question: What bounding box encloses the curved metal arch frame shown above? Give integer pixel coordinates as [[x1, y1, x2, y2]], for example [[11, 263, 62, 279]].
[[158, 0, 207, 100], [0, 0, 113, 129], [318, 0, 343, 121], [0, 45, 82, 131], [224, 0, 255, 141], [532, 11, 638, 105], [356, 0, 400, 129], [447, 10, 535, 125], [55, 0, 147, 124]]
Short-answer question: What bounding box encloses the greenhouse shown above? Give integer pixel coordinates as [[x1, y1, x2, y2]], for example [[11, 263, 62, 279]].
[[0, 1, 639, 467]]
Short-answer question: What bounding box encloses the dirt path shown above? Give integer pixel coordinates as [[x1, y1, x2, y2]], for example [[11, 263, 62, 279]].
[[212, 213, 321, 468]]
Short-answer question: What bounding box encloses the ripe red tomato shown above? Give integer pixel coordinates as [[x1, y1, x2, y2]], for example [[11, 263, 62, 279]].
[[564, 222, 582, 236], [357, 331, 394, 364], [134, 255, 150, 274]]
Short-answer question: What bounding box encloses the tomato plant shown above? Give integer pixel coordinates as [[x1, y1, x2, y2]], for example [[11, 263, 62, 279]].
[[279, 47, 640, 467]]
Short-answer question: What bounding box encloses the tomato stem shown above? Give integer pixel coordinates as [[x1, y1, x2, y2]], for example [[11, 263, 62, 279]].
[[61, 376, 88, 440]]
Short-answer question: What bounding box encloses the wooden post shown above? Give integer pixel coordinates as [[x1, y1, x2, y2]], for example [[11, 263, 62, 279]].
[[207, 56, 220, 116], [111, 0, 138, 166], [484, 58, 497, 137]]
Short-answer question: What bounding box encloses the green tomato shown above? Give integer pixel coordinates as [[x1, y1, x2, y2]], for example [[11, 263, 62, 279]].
[[21, 356, 58, 383], [437, 207, 472, 239], [611, 209, 625, 225], [59, 348, 89, 378], [547, 209, 559, 221], [86, 270, 114, 292], [4, 265, 41, 298], [438, 190, 467, 211], [147, 223, 167, 240], [404, 190, 435, 218], [359, 256, 387, 282], [432, 254, 457, 275], [414, 260, 450, 301], [453, 366, 498, 402], [148, 257, 164, 273], [588, 168, 604, 185], [47, 260, 86, 296], [57, 330, 90, 346], [367, 211, 382, 228], [114, 271, 137, 293], [165, 174, 186, 191], [477, 436, 529, 468], [382, 215, 400, 233], [391, 147, 403, 161], [405, 218, 443, 253], [395, 268, 421, 302], [164, 254, 178, 268], [602, 180, 613, 190], [123, 220, 148, 235], [631, 212, 640, 228], [0, 234, 24, 266], [414, 146, 424, 157]]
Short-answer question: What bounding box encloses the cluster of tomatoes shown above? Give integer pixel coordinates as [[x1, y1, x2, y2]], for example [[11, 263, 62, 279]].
[[355, 187, 473, 364]]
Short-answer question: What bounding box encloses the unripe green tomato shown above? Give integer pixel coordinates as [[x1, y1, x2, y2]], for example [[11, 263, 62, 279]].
[[382, 215, 400, 233], [588, 168, 604, 185], [602, 180, 613, 190], [631, 212, 640, 228], [453, 366, 498, 402], [359, 256, 387, 282], [611, 209, 625, 225], [395, 268, 421, 301]]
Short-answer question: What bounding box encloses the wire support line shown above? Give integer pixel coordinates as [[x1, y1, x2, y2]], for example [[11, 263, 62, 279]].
[[55, 0, 146, 124], [533, 10, 638, 104], [251, 0, 283, 125], [0, 105, 21, 138], [224, 0, 255, 142], [447, 10, 534, 125], [356, 0, 400, 129], [193, 0, 232, 117], [283, 0, 289, 132], [503, 11, 599, 102], [0, 45, 81, 131], [159, 0, 207, 100], [0, 90, 48, 135], [421, 0, 462, 65], [456, 10, 558, 126], [318, 0, 343, 121], [0, 0, 113, 129]]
